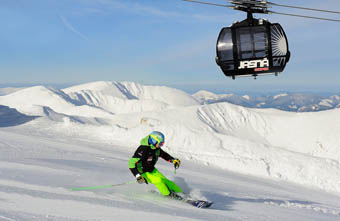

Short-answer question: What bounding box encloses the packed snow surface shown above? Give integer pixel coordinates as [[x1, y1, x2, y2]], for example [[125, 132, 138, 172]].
[[1, 81, 340, 220]]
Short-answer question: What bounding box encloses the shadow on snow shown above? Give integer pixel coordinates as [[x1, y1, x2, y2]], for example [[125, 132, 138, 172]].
[[202, 191, 318, 211], [0, 105, 39, 127]]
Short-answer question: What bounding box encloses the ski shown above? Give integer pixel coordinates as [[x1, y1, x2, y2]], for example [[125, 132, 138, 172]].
[[149, 190, 213, 209], [184, 199, 213, 208]]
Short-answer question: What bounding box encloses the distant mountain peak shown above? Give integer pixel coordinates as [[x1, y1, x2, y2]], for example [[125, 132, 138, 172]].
[[273, 93, 288, 100], [194, 91, 340, 112]]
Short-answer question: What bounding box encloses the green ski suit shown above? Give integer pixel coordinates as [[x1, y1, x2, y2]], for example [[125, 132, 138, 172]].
[[128, 135, 182, 196]]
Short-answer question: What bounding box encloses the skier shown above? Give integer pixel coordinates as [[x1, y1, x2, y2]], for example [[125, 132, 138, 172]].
[[128, 131, 182, 199]]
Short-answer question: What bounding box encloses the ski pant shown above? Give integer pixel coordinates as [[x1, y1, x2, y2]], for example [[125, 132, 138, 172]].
[[142, 168, 182, 196]]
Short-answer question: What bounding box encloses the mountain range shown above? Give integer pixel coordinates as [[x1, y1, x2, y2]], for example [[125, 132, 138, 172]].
[[2, 86, 339, 112], [193, 90, 340, 112]]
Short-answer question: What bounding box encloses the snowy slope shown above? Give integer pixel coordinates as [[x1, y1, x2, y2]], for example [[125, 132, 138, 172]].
[[63, 81, 199, 114], [1, 81, 340, 194], [0, 87, 25, 96], [1, 126, 340, 221], [1, 81, 340, 220]]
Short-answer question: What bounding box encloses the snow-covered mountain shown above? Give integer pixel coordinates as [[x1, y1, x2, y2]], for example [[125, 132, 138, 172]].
[[1, 81, 340, 192], [2, 85, 339, 112], [1, 81, 340, 220], [0, 87, 25, 96], [64, 81, 199, 114], [193, 90, 340, 112]]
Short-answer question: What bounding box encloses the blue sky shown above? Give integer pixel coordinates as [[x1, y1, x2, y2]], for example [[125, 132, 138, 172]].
[[1, 0, 340, 94]]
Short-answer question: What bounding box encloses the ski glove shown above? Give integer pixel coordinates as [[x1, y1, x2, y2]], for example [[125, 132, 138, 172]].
[[136, 174, 147, 184], [172, 158, 181, 169]]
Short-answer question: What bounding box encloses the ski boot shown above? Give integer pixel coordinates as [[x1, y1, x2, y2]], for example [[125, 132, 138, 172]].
[[168, 191, 183, 201]]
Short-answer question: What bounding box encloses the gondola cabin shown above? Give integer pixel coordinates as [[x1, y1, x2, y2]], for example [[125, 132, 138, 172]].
[[183, 0, 340, 79], [216, 17, 290, 79]]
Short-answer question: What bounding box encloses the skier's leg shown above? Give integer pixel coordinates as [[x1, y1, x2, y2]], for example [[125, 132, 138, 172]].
[[143, 169, 182, 195], [163, 178, 182, 193], [142, 170, 171, 195], [152, 169, 182, 193]]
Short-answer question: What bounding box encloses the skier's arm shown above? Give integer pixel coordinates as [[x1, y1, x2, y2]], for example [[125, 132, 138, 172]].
[[128, 146, 148, 176], [159, 148, 174, 162], [160, 149, 181, 169], [129, 159, 140, 176]]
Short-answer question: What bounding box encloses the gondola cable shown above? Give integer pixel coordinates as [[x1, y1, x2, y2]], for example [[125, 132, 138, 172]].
[[267, 2, 340, 15], [269, 11, 340, 23], [183, 0, 340, 22], [229, 0, 340, 15], [182, 0, 233, 8]]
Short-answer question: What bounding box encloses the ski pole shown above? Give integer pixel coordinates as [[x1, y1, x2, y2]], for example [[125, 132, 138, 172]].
[[71, 180, 136, 191]]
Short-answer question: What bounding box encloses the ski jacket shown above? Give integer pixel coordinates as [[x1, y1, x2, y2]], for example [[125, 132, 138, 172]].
[[129, 135, 174, 176]]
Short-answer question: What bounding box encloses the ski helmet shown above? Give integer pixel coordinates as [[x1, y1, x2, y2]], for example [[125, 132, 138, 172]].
[[148, 131, 165, 147]]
